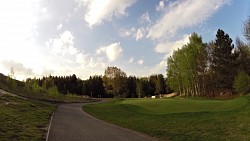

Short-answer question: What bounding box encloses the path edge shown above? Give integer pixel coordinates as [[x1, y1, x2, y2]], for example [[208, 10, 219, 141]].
[[46, 112, 54, 141]]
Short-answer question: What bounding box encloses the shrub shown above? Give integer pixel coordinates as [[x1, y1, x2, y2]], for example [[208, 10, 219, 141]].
[[234, 71, 250, 95]]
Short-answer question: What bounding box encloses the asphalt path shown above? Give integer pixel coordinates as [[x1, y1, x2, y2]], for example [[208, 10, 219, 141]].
[[47, 103, 158, 141]]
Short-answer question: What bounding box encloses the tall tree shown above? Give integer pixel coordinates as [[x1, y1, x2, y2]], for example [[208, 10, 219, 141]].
[[243, 16, 250, 44], [155, 74, 166, 94], [127, 76, 137, 98], [136, 78, 149, 98], [103, 66, 127, 97], [167, 33, 207, 97], [88, 76, 105, 98], [211, 29, 237, 94], [233, 71, 250, 95], [149, 75, 157, 95], [235, 37, 250, 75]]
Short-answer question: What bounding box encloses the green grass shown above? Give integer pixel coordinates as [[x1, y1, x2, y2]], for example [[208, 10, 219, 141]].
[[120, 98, 247, 114], [0, 94, 56, 141], [83, 96, 250, 141]]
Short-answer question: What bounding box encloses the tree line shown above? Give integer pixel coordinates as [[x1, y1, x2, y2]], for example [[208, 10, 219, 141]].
[[25, 67, 171, 98], [167, 29, 250, 97]]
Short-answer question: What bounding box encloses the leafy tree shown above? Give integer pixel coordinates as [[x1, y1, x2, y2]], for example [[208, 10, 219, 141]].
[[103, 66, 127, 97], [25, 78, 42, 94], [243, 16, 250, 44], [6, 67, 17, 90], [233, 71, 250, 95], [167, 33, 207, 97], [235, 37, 250, 75], [42, 76, 55, 90]]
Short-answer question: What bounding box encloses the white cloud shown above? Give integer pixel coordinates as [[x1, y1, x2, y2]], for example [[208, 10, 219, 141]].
[[134, 27, 145, 41], [156, 0, 165, 11], [128, 57, 134, 63], [148, 0, 231, 40], [46, 31, 77, 56], [57, 24, 63, 30], [1, 60, 34, 80], [0, 0, 39, 52], [151, 34, 191, 76], [81, 0, 136, 27], [96, 47, 106, 54], [118, 27, 136, 37], [137, 59, 144, 65], [150, 58, 168, 76], [97, 42, 123, 62], [155, 34, 190, 54], [119, 27, 145, 41], [0, 0, 46, 80], [76, 52, 89, 65], [140, 12, 151, 23]]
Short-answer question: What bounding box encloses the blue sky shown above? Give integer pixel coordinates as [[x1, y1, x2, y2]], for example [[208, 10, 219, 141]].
[[0, 0, 249, 80]]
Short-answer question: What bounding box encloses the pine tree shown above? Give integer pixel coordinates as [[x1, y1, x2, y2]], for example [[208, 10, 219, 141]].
[[211, 29, 237, 94]]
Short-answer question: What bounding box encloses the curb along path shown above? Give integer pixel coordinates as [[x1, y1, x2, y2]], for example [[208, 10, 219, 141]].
[[47, 103, 158, 141]]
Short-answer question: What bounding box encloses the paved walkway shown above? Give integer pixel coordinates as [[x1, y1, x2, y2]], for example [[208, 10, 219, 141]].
[[48, 103, 157, 141]]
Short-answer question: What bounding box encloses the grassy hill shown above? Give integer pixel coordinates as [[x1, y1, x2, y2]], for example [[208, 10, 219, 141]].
[[0, 73, 95, 140], [84, 96, 250, 141], [0, 92, 55, 141], [0, 73, 96, 103]]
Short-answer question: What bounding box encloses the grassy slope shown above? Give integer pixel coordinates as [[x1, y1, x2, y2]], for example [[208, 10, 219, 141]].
[[0, 73, 97, 103], [0, 94, 56, 141], [84, 96, 250, 141]]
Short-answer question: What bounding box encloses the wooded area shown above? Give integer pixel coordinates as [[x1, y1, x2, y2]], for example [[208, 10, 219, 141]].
[[24, 67, 170, 98], [167, 29, 250, 97]]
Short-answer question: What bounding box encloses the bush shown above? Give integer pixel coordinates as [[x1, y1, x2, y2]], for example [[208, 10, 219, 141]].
[[234, 71, 250, 95]]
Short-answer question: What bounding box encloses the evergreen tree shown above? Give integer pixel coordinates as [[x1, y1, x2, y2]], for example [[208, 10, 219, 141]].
[[127, 76, 137, 98], [211, 29, 237, 94], [155, 74, 165, 94]]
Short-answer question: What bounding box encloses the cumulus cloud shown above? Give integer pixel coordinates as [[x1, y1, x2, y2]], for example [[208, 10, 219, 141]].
[[81, 0, 136, 27], [118, 27, 136, 37], [57, 24, 62, 30], [137, 59, 144, 65], [150, 34, 191, 76], [46, 31, 77, 56], [76, 52, 89, 65], [128, 57, 134, 63], [148, 0, 231, 40], [139, 12, 151, 23], [97, 42, 123, 62], [150, 58, 168, 76], [155, 34, 190, 54], [156, 0, 165, 11], [119, 27, 146, 41], [1, 60, 34, 80], [134, 27, 145, 41]]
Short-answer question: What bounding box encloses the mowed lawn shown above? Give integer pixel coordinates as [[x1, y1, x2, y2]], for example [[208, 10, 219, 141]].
[[121, 97, 247, 114], [0, 94, 55, 141], [83, 95, 250, 141]]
